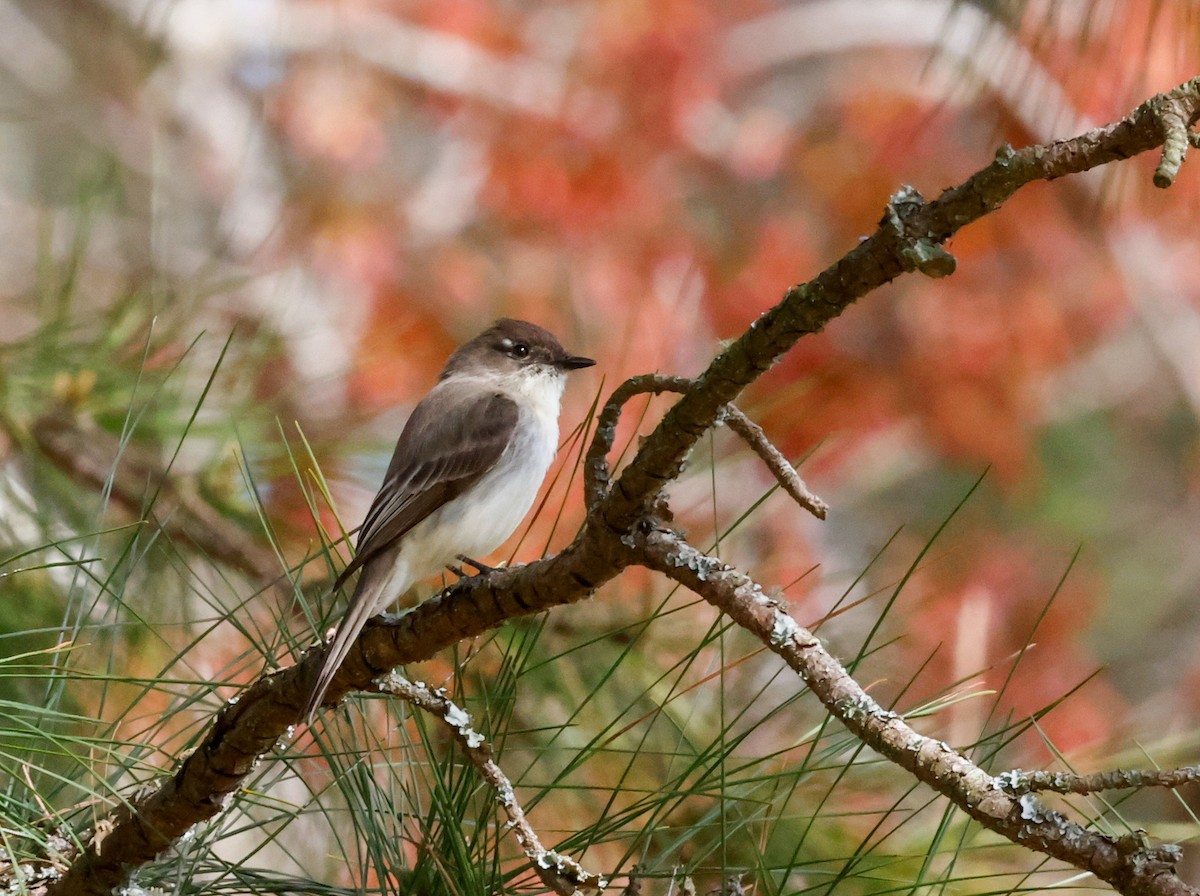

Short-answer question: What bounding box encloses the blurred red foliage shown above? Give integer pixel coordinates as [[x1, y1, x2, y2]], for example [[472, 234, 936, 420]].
[[254, 0, 1200, 756]]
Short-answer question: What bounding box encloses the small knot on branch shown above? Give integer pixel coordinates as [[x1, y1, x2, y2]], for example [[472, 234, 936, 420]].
[[883, 186, 958, 278], [1153, 106, 1189, 188], [1113, 830, 1183, 877], [1150, 78, 1200, 188], [900, 240, 957, 278]]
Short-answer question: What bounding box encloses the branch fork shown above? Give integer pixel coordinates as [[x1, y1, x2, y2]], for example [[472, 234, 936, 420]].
[[1147, 78, 1200, 187], [39, 74, 1200, 896], [586, 374, 826, 519]]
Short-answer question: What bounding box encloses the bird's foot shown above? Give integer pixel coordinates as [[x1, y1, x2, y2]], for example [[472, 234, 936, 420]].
[[457, 554, 496, 574]]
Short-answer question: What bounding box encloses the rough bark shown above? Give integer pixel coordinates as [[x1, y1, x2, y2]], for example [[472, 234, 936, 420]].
[[41, 75, 1200, 896]]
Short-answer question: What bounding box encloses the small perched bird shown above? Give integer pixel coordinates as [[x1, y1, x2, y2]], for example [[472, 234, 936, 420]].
[[305, 319, 594, 720]]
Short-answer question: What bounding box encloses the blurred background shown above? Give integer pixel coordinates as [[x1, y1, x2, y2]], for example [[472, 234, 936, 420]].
[[2, 1, 1200, 893]]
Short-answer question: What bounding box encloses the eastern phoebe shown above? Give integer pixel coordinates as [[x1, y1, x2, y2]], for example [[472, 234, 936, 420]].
[[305, 319, 594, 719]]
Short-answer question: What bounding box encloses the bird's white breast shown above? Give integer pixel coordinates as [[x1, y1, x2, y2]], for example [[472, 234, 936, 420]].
[[391, 368, 565, 588]]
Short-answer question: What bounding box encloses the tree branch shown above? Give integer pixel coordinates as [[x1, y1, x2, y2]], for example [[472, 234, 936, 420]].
[[998, 767, 1200, 796], [31, 412, 282, 591], [636, 525, 1195, 896], [594, 76, 1200, 540], [42, 74, 1200, 896], [583, 374, 826, 517], [375, 673, 606, 896]]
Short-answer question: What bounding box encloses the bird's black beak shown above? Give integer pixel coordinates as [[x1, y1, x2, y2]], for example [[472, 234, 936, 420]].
[[560, 354, 596, 370]]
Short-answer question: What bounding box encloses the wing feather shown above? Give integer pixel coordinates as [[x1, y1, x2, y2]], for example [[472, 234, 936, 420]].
[[333, 388, 518, 591]]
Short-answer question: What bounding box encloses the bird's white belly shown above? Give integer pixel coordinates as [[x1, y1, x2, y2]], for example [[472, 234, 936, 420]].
[[394, 407, 557, 586]]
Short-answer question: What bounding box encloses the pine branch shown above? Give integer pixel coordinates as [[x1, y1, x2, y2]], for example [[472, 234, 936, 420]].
[[42, 75, 1200, 896], [375, 673, 607, 896], [637, 525, 1193, 896]]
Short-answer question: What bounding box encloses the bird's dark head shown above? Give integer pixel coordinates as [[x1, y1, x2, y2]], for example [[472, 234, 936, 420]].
[[441, 319, 594, 381]]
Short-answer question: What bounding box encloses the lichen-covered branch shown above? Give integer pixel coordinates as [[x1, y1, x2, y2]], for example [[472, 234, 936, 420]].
[[42, 74, 1200, 896], [635, 526, 1196, 896], [594, 76, 1200, 541], [583, 374, 826, 518], [998, 766, 1200, 796], [375, 673, 606, 896]]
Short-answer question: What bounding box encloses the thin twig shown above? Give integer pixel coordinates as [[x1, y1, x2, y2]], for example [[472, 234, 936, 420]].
[[997, 766, 1200, 796], [375, 673, 606, 896], [586, 375, 826, 519], [636, 526, 1193, 896], [586, 375, 694, 509], [719, 406, 827, 519]]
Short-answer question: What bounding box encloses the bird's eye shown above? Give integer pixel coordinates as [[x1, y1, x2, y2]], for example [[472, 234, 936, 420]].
[[497, 338, 531, 359]]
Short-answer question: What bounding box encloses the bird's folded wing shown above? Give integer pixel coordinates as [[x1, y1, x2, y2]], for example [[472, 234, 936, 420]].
[[333, 388, 519, 591]]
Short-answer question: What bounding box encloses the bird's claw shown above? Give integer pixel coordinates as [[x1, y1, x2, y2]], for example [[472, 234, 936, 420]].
[[456, 554, 495, 574]]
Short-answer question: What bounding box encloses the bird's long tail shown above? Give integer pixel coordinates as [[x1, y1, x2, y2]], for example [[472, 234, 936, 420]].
[[304, 558, 407, 722]]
